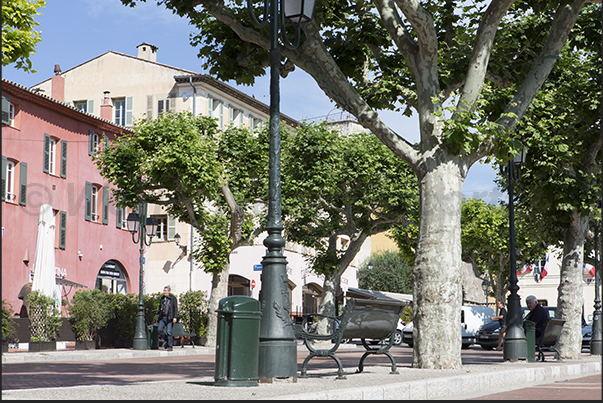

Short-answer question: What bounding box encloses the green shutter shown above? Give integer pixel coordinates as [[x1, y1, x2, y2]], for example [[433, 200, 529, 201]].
[[59, 211, 67, 250], [1, 155, 6, 201], [19, 162, 27, 206], [85, 181, 92, 221], [167, 215, 176, 240], [88, 130, 95, 156], [43, 134, 50, 173], [102, 186, 109, 225], [2, 96, 10, 125], [116, 207, 122, 228], [60, 140, 67, 178], [125, 96, 133, 126]]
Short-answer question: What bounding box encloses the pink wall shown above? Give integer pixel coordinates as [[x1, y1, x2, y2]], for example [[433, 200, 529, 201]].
[[2, 81, 139, 316]]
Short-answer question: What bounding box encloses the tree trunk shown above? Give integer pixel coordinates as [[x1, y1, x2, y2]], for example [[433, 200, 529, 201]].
[[317, 272, 341, 335], [412, 162, 464, 369], [204, 263, 230, 347], [557, 209, 588, 359]]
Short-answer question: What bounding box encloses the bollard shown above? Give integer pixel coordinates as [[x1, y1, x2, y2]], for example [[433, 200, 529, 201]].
[[214, 296, 261, 387], [524, 320, 535, 362]]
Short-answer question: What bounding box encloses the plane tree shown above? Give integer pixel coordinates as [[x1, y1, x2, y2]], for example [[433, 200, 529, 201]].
[[281, 122, 418, 327], [94, 112, 269, 347], [119, 0, 590, 368]]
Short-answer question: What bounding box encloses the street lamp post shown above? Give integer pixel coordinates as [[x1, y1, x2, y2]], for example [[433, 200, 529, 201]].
[[502, 147, 528, 361], [591, 221, 602, 355], [126, 203, 158, 350], [481, 278, 490, 306], [247, 0, 317, 382]]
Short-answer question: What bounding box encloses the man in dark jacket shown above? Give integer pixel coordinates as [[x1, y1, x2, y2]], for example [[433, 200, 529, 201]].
[[157, 285, 178, 351], [525, 295, 548, 340]]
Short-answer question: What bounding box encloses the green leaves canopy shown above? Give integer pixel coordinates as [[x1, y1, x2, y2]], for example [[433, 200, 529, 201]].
[[2, 0, 46, 73]]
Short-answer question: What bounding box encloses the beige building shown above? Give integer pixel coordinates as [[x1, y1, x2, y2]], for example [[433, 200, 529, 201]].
[[32, 43, 360, 316]]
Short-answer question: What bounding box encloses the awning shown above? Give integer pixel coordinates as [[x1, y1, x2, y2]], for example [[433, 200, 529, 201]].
[[344, 287, 413, 306], [55, 277, 87, 288]]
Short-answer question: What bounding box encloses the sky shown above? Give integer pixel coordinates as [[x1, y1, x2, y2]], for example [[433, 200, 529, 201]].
[[3, 0, 503, 203]]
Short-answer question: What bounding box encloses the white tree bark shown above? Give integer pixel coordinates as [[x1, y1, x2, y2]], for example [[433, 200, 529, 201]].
[[205, 264, 230, 347]]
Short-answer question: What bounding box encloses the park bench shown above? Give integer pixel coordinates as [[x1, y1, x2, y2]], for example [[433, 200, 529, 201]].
[[172, 322, 196, 348], [294, 297, 405, 379], [535, 318, 565, 361]]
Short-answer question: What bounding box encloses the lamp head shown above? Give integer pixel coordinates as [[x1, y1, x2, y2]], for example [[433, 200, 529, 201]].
[[174, 233, 181, 246], [283, 0, 317, 28], [126, 212, 140, 234]]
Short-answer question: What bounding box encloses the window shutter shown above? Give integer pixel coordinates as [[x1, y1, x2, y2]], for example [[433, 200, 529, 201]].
[[59, 211, 67, 249], [219, 101, 224, 129], [65, 101, 73, 107], [43, 133, 50, 173], [103, 135, 108, 152], [125, 96, 133, 126], [60, 140, 67, 178], [116, 207, 122, 229], [207, 95, 213, 117], [102, 186, 109, 225], [1, 155, 6, 201], [19, 162, 27, 206], [85, 181, 92, 221], [2, 96, 10, 125], [88, 130, 95, 156], [169, 96, 176, 113], [167, 215, 176, 240], [87, 99, 94, 115], [146, 95, 153, 119]]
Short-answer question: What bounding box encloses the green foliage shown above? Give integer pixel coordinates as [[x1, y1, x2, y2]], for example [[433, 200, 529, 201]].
[[27, 290, 62, 342], [400, 306, 413, 325], [1, 0, 46, 72], [2, 300, 19, 343], [144, 292, 162, 327], [178, 290, 209, 337], [357, 251, 413, 294], [67, 289, 112, 341], [107, 293, 138, 340]]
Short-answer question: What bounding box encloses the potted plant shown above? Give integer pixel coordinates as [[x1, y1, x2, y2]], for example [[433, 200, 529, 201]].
[[178, 290, 209, 346], [68, 289, 111, 350], [2, 300, 19, 352], [107, 293, 138, 348], [27, 291, 62, 352]]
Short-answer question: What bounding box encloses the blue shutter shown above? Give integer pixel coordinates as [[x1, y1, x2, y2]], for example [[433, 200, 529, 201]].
[[60, 140, 67, 178], [19, 162, 27, 206]]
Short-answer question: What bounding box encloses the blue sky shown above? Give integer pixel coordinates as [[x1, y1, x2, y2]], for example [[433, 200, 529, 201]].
[[3, 0, 502, 203]]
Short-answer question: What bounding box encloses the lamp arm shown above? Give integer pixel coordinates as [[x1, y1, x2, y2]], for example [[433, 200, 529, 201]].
[[280, 1, 302, 50], [142, 231, 154, 247], [131, 230, 141, 245], [248, 0, 270, 28]]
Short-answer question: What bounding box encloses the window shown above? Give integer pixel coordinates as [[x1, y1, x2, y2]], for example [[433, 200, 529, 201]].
[[85, 181, 102, 222], [74, 101, 87, 112], [153, 215, 168, 241], [116, 207, 127, 229], [2, 96, 15, 126], [4, 160, 15, 202], [43, 134, 58, 175], [114, 98, 125, 125], [249, 114, 256, 130], [88, 130, 99, 156], [91, 185, 99, 222]]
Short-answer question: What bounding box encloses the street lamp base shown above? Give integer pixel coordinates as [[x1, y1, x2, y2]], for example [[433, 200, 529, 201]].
[[258, 339, 298, 382], [590, 340, 602, 355], [503, 338, 527, 361], [133, 337, 147, 351]]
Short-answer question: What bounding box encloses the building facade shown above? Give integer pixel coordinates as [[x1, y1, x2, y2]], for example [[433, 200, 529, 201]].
[[2, 79, 139, 315], [29, 43, 361, 316]]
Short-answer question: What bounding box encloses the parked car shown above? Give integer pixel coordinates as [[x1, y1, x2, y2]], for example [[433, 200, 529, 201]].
[[402, 305, 495, 348], [476, 306, 557, 350], [582, 320, 603, 350]]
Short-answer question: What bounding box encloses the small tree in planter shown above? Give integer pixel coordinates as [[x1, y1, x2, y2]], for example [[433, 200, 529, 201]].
[[2, 300, 19, 351], [27, 291, 62, 351], [68, 289, 111, 349], [179, 290, 209, 345]]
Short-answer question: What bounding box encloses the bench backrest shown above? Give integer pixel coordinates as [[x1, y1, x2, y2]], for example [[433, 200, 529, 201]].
[[172, 322, 194, 337], [541, 318, 565, 344], [341, 298, 405, 340]]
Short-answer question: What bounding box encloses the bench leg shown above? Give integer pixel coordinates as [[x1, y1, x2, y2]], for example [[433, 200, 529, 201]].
[[299, 352, 347, 380], [357, 351, 398, 375]]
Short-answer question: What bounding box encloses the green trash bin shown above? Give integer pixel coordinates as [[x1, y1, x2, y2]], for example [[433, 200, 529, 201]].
[[214, 296, 261, 387], [147, 324, 159, 350], [524, 320, 535, 362]]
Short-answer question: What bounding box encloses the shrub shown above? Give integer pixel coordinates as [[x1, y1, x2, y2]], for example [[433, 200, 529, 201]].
[[67, 289, 112, 341], [2, 300, 19, 343], [144, 292, 162, 326], [27, 291, 62, 342], [107, 293, 138, 340], [179, 290, 209, 337]]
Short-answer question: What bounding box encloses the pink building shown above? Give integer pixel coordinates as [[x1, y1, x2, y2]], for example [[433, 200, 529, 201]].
[[2, 78, 140, 317]]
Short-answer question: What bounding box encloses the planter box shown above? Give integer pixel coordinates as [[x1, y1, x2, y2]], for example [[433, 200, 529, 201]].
[[28, 341, 57, 352], [75, 339, 99, 350]]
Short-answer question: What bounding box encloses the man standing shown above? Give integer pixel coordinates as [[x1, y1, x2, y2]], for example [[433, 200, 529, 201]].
[[525, 295, 548, 340], [158, 285, 178, 351]]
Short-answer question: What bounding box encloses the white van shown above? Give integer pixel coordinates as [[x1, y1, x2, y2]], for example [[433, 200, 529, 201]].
[[402, 305, 495, 348]]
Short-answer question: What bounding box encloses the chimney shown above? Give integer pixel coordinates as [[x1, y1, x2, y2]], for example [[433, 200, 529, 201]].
[[136, 42, 158, 62], [100, 91, 113, 121], [51, 64, 65, 102]]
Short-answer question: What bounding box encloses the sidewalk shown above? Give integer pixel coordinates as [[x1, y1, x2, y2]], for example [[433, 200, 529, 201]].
[[2, 344, 601, 400]]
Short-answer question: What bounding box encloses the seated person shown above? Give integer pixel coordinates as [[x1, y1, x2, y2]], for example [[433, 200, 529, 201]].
[[525, 295, 548, 340]]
